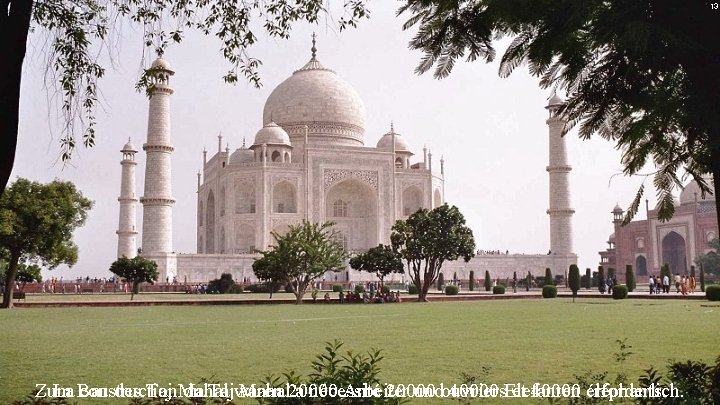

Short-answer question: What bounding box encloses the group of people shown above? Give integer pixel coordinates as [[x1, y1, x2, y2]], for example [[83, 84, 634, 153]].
[[38, 277, 128, 294], [477, 249, 510, 255], [598, 276, 618, 294], [313, 289, 403, 304], [649, 273, 697, 295]]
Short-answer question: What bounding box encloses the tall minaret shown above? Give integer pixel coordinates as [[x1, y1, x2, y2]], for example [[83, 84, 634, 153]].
[[546, 94, 574, 255], [140, 57, 175, 255], [117, 139, 138, 258]]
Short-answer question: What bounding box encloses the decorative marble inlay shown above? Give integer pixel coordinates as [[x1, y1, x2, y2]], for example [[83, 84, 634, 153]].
[[323, 169, 378, 190]]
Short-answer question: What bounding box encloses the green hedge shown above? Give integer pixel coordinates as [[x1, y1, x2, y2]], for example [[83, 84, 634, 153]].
[[444, 285, 459, 295], [354, 285, 365, 294], [408, 284, 418, 294], [542, 285, 557, 298], [612, 285, 628, 299], [706, 285, 720, 301], [332, 284, 344, 292], [492, 285, 505, 295]]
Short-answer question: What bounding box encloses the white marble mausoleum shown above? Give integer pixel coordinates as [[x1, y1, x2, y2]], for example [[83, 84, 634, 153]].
[[116, 39, 577, 284]]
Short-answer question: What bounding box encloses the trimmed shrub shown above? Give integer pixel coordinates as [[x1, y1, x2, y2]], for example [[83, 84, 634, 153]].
[[207, 273, 243, 294], [706, 285, 720, 301], [492, 285, 505, 295], [544, 268, 554, 286], [568, 264, 580, 302], [444, 285, 459, 295], [598, 266, 606, 293], [354, 285, 365, 294], [469, 270, 475, 291], [438, 273, 445, 291], [661, 263, 672, 282], [542, 285, 557, 298], [612, 285, 629, 299], [484, 270, 492, 291], [408, 284, 419, 294], [690, 265, 696, 278], [245, 283, 280, 294], [608, 267, 616, 281], [700, 264, 706, 292], [585, 268, 592, 289], [332, 284, 344, 293], [381, 285, 390, 294], [580, 274, 588, 289], [626, 265, 636, 292]]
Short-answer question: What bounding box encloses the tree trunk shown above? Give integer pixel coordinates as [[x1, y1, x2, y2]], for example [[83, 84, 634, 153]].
[[712, 145, 720, 239], [0, 0, 34, 195], [132, 281, 140, 299], [295, 291, 304, 304], [1, 250, 21, 308]]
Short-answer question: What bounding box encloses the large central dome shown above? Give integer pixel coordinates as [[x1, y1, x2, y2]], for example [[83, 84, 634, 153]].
[[262, 44, 366, 147]]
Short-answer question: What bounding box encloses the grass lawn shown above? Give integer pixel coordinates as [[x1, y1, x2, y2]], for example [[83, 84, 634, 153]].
[[1, 298, 718, 404]]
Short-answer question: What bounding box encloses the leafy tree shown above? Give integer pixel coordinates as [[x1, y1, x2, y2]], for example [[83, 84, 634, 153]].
[[0, 178, 92, 308], [483, 270, 491, 292], [253, 221, 345, 305], [695, 238, 720, 276], [568, 264, 580, 302], [626, 265, 636, 292], [349, 244, 404, 288], [16, 263, 42, 292], [468, 270, 475, 291], [391, 204, 475, 302], [398, 1, 720, 230], [109, 256, 159, 300], [585, 268, 592, 289], [544, 268, 553, 286], [598, 266, 606, 294], [0, 257, 42, 292], [1, 0, 369, 195]]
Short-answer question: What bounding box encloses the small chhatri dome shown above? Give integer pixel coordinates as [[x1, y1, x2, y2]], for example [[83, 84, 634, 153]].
[[150, 57, 173, 72], [253, 122, 291, 146], [680, 175, 715, 205], [547, 93, 563, 108], [230, 148, 255, 164], [262, 35, 366, 147], [122, 138, 137, 153], [612, 203, 623, 213], [376, 123, 411, 152]]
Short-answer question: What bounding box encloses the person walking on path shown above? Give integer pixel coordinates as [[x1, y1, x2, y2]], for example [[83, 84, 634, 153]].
[[689, 275, 697, 294]]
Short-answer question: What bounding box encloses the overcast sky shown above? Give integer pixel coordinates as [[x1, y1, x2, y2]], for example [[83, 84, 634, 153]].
[[13, 2, 669, 280]]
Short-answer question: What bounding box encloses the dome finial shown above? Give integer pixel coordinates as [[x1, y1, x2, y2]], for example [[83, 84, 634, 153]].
[[242, 137, 246, 149], [390, 120, 394, 134], [311, 32, 317, 60]]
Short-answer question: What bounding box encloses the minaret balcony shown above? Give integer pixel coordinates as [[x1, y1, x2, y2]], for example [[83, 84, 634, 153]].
[[143, 144, 175, 152]]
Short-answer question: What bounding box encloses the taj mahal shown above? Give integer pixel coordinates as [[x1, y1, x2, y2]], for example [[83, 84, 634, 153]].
[[116, 39, 578, 283]]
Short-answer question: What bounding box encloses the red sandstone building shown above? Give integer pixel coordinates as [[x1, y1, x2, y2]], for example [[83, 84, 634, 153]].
[[599, 176, 717, 279]]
